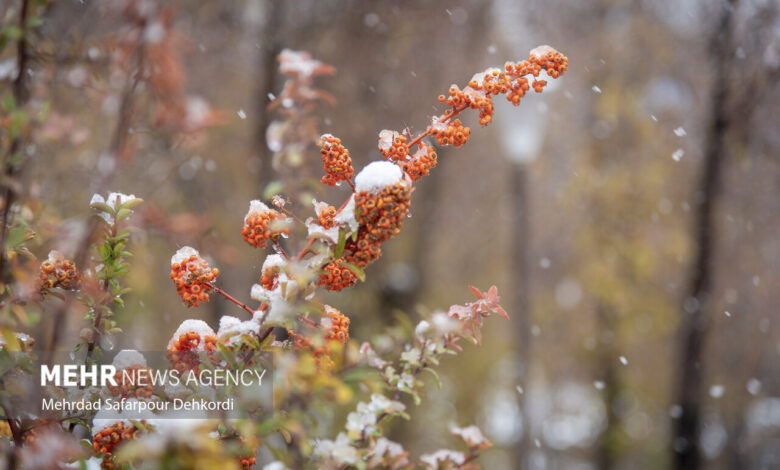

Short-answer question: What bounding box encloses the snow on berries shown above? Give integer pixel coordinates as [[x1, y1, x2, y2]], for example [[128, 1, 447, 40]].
[[318, 162, 411, 291], [429, 115, 471, 147], [306, 196, 359, 245], [241, 200, 291, 248], [166, 319, 217, 373], [216, 314, 261, 347], [322, 305, 350, 344], [354, 161, 403, 194], [259, 254, 285, 290], [169, 247, 219, 307], [108, 350, 154, 399], [378, 130, 409, 162], [399, 142, 437, 181]]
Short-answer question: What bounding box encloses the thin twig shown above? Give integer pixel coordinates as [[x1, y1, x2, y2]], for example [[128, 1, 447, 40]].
[[213, 286, 255, 316]]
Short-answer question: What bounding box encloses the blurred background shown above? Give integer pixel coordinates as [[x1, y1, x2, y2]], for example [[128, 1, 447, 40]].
[[3, 0, 779, 468]]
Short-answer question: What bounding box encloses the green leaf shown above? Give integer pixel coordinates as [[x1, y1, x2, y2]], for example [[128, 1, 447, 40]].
[[423, 367, 442, 388], [90, 201, 113, 213], [97, 243, 111, 259], [115, 208, 132, 220], [120, 198, 143, 209], [343, 262, 365, 282], [334, 229, 347, 258]]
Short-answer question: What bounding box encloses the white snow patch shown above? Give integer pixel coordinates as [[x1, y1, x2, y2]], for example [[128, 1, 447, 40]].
[[529, 45, 556, 58], [451, 425, 489, 447], [355, 161, 403, 193], [262, 254, 286, 272], [217, 315, 260, 346], [166, 319, 215, 350], [377, 130, 399, 151], [112, 349, 147, 369], [307, 222, 341, 244], [420, 450, 466, 467], [90, 192, 140, 223], [334, 195, 358, 232], [171, 246, 199, 266], [245, 200, 271, 222], [470, 67, 501, 87]]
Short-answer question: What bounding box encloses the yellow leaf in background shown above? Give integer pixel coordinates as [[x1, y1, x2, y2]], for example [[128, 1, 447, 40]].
[[1, 327, 21, 352]]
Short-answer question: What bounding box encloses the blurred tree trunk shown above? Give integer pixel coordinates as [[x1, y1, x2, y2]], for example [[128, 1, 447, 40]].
[[672, 1, 736, 469], [509, 163, 532, 467], [254, 0, 284, 191], [595, 305, 619, 470]]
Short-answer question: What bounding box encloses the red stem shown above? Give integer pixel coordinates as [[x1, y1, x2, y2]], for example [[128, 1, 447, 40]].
[[213, 286, 255, 316], [296, 238, 316, 260], [273, 240, 290, 259], [404, 104, 467, 149]]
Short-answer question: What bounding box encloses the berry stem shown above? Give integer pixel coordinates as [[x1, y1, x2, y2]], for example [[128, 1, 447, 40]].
[[297, 314, 319, 328], [272, 240, 290, 259], [213, 285, 255, 316], [279, 207, 306, 226], [296, 238, 316, 260], [405, 104, 468, 150]]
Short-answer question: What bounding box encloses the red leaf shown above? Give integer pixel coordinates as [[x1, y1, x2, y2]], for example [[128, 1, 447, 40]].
[[468, 285, 483, 299]]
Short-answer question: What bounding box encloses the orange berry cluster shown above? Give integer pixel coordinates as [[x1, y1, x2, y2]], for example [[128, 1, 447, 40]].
[[166, 331, 217, 373], [287, 329, 311, 351], [239, 454, 256, 470], [430, 117, 471, 147], [399, 143, 438, 181], [318, 183, 411, 291], [350, 182, 411, 253], [93, 421, 149, 469], [286, 330, 334, 370], [170, 255, 218, 307], [21, 426, 38, 444], [317, 262, 359, 291], [448, 47, 568, 123], [107, 366, 155, 399], [242, 210, 290, 248], [39, 256, 79, 292], [319, 134, 354, 186], [323, 307, 349, 344], [259, 265, 281, 290], [441, 84, 495, 126], [317, 204, 338, 229], [381, 134, 409, 162]]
